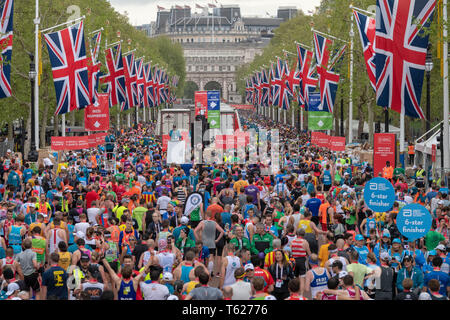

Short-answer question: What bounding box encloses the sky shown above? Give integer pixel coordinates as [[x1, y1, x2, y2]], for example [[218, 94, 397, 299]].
[[107, 0, 321, 26]]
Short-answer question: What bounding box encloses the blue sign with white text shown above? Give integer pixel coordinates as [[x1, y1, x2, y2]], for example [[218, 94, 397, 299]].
[[396, 203, 432, 241], [207, 91, 220, 111], [363, 177, 395, 212], [307, 93, 321, 111]]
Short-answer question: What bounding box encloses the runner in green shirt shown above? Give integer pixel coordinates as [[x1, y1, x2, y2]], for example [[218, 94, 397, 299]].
[[132, 199, 147, 233]]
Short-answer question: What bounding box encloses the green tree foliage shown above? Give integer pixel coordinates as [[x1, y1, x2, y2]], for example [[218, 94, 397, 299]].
[[1, 0, 185, 146]]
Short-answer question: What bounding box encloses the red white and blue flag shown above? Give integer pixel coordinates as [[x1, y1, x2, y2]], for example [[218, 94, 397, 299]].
[[284, 60, 300, 101], [44, 20, 90, 115], [261, 68, 270, 107], [0, 0, 14, 99], [99, 43, 126, 108], [375, 0, 435, 119], [144, 63, 155, 107], [314, 32, 333, 69], [353, 10, 376, 91], [154, 66, 162, 106], [269, 62, 275, 106], [134, 57, 145, 107], [121, 52, 138, 111], [245, 78, 253, 103], [273, 58, 292, 109], [296, 44, 318, 108], [88, 30, 102, 105]]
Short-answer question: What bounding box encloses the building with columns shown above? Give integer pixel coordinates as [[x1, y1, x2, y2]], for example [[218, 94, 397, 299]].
[[137, 4, 299, 103]]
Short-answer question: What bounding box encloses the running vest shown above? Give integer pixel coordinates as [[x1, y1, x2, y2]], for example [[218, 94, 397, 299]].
[[366, 218, 377, 237], [310, 268, 330, 298], [298, 220, 313, 234], [104, 242, 118, 263], [8, 225, 23, 254], [49, 228, 64, 254], [181, 263, 194, 284], [291, 238, 307, 258], [327, 256, 348, 276], [157, 251, 175, 273], [109, 226, 120, 244], [58, 251, 71, 271], [224, 255, 241, 287], [31, 237, 46, 265], [118, 279, 136, 300]]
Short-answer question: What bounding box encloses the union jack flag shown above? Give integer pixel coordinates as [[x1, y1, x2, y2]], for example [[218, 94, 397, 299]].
[[284, 60, 300, 100], [44, 20, 90, 115], [251, 73, 259, 106], [260, 69, 270, 107], [273, 58, 291, 109], [153, 66, 161, 106], [134, 57, 145, 107], [144, 63, 155, 107], [245, 78, 253, 103], [88, 31, 101, 105], [121, 52, 138, 111], [375, 0, 435, 119], [256, 72, 263, 106], [99, 43, 126, 108], [269, 62, 275, 106], [353, 10, 376, 91], [0, 0, 13, 99], [314, 32, 333, 69], [296, 44, 318, 108], [163, 72, 170, 103], [158, 69, 167, 103]]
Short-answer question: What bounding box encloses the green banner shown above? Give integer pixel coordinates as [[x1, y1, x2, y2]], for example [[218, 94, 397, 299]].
[[208, 110, 221, 129], [308, 111, 333, 130]]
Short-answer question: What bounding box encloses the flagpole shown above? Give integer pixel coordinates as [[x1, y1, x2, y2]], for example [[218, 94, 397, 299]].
[[349, 5, 375, 17], [294, 41, 312, 50], [40, 16, 86, 33], [89, 27, 104, 35], [400, 105, 405, 166], [34, 0, 40, 148], [62, 114, 65, 137], [443, 0, 450, 172], [348, 9, 354, 143], [311, 28, 347, 43]]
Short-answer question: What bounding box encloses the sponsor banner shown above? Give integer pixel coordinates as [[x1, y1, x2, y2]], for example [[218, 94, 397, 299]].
[[84, 93, 110, 131], [306, 93, 322, 111], [363, 177, 396, 212], [208, 110, 221, 129], [308, 111, 333, 130], [397, 203, 432, 241], [329, 136, 346, 151], [431, 144, 436, 163], [194, 91, 208, 118], [51, 132, 108, 151], [373, 133, 396, 178], [230, 104, 255, 110]]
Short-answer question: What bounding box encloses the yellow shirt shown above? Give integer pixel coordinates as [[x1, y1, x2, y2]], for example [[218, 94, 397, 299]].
[[58, 251, 72, 271], [234, 180, 249, 195], [297, 220, 313, 234], [375, 212, 386, 223], [318, 243, 331, 267]]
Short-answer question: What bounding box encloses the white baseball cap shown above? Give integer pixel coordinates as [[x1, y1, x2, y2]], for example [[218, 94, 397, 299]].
[[180, 216, 189, 225], [435, 244, 446, 251], [6, 282, 20, 296], [167, 295, 179, 300], [163, 272, 173, 281], [244, 263, 254, 271]]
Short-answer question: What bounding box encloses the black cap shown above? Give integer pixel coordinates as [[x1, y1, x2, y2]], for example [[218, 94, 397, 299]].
[[2, 268, 14, 280], [80, 253, 90, 261]]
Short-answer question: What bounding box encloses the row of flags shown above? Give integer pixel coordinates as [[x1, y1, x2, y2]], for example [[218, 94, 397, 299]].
[[245, 35, 346, 114], [0, 0, 179, 116], [157, 3, 218, 10], [245, 0, 437, 121]]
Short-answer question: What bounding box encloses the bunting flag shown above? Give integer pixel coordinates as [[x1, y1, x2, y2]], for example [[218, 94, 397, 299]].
[[269, 62, 275, 106], [353, 10, 376, 91], [121, 52, 138, 111], [99, 43, 126, 108], [375, 0, 435, 119], [296, 44, 318, 109], [144, 62, 155, 107], [251, 73, 259, 106], [135, 57, 145, 107], [154, 66, 161, 106], [276, 57, 292, 109], [313, 32, 333, 69], [261, 68, 270, 107], [88, 30, 102, 105], [284, 59, 300, 100], [0, 0, 13, 99], [245, 78, 253, 103], [256, 71, 263, 106], [44, 20, 90, 115]]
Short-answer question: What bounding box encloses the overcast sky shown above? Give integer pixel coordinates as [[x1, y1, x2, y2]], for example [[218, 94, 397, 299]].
[[107, 0, 321, 26]]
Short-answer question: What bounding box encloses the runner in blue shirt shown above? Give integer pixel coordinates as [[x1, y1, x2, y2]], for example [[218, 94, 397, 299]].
[[423, 256, 450, 297]]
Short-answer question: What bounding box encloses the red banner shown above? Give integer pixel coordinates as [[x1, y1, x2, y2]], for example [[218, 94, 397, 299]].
[[373, 133, 396, 177], [230, 104, 255, 110], [194, 91, 208, 119], [84, 93, 110, 131], [51, 133, 108, 151], [329, 136, 346, 151]]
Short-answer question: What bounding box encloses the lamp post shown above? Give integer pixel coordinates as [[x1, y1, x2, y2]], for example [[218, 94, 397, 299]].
[[28, 54, 38, 162], [425, 44, 433, 140]]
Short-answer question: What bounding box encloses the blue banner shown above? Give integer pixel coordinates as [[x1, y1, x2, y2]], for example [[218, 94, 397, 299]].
[[306, 93, 322, 111], [363, 177, 395, 212], [207, 90, 220, 111], [397, 204, 432, 241]]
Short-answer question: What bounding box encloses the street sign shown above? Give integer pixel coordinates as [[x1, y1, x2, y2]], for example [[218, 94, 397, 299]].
[[363, 177, 396, 212], [396, 203, 432, 240]]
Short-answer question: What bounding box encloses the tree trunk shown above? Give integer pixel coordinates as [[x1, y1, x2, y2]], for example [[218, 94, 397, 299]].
[[40, 102, 49, 148], [8, 120, 13, 141], [53, 114, 59, 136], [357, 104, 365, 141], [24, 111, 31, 160]]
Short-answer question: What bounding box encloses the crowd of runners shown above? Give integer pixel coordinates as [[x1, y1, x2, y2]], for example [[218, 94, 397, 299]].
[[0, 110, 448, 301]]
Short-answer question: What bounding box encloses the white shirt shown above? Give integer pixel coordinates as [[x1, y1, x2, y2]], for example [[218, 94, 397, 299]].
[[86, 208, 101, 226], [404, 195, 413, 204], [140, 282, 170, 300], [157, 196, 171, 212], [229, 280, 252, 300], [74, 222, 90, 237]]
